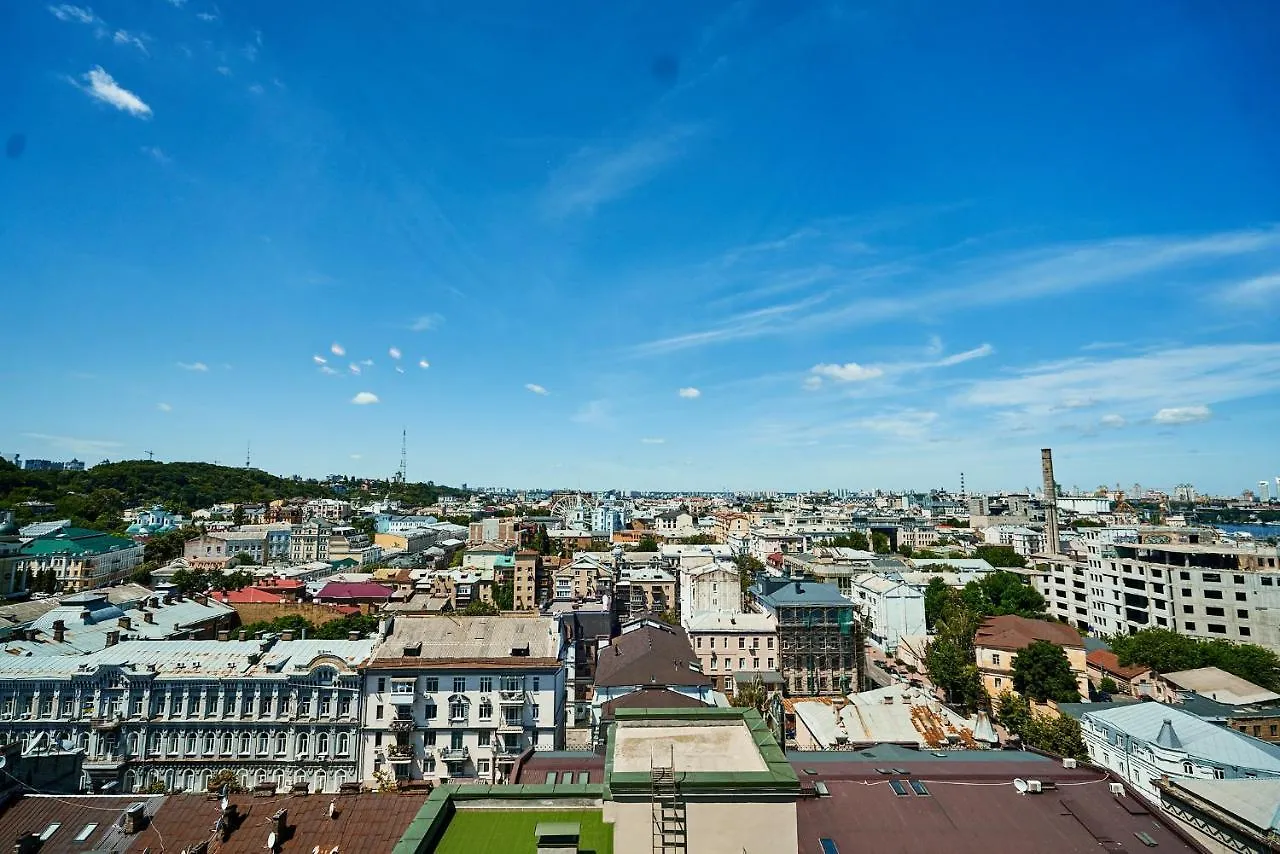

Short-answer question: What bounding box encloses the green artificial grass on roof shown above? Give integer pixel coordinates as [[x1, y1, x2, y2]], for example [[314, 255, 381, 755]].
[[432, 809, 613, 854]]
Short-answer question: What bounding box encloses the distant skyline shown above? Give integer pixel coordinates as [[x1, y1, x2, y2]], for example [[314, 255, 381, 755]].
[[3, 2, 1279, 494]]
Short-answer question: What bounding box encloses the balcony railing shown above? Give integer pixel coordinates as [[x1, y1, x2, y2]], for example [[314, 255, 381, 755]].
[[91, 717, 122, 731], [498, 690, 527, 705], [498, 719, 524, 733], [389, 719, 417, 732], [439, 747, 469, 762]]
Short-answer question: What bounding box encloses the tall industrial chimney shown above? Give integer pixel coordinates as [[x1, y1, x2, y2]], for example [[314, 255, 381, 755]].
[[1041, 449, 1060, 555]]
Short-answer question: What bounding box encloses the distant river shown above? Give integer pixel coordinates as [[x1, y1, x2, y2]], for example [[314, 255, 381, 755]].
[[1213, 523, 1280, 538]]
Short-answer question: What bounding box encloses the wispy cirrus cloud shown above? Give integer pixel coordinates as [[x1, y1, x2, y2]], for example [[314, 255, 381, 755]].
[[640, 437, 666, 444], [525, 383, 549, 395], [71, 67, 152, 118], [48, 4, 98, 24], [112, 29, 148, 53], [177, 361, 208, 371], [23, 432, 122, 455], [156, 402, 172, 412], [1219, 273, 1280, 305], [677, 387, 701, 399], [631, 225, 1280, 356], [141, 145, 170, 164], [409, 314, 443, 332], [542, 124, 700, 219], [572, 399, 611, 425], [803, 342, 993, 390]]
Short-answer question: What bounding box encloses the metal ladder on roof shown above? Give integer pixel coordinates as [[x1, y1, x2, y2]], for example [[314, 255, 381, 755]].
[[651, 754, 686, 854]]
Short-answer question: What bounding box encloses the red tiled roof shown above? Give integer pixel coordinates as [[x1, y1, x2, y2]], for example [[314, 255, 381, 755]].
[[974, 615, 1083, 651], [1087, 649, 1150, 680], [222, 587, 292, 604], [316, 581, 394, 601]]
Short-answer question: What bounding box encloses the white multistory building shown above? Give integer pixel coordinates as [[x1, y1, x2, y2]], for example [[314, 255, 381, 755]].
[[361, 615, 565, 786]]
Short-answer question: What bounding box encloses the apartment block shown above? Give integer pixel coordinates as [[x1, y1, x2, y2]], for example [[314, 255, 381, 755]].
[[0, 637, 374, 794], [16, 527, 143, 592], [361, 616, 565, 786], [685, 611, 777, 695], [750, 577, 863, 696]]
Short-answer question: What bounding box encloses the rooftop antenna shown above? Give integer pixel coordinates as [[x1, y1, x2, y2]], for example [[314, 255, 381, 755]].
[[245, 441, 251, 469]]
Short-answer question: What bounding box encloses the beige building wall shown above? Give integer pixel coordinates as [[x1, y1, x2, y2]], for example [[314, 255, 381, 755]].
[[977, 643, 1088, 700], [692, 630, 777, 693], [604, 800, 797, 854]]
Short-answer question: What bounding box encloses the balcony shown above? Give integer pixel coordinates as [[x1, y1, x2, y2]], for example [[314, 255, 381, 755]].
[[389, 691, 416, 707], [439, 747, 469, 762], [498, 718, 525, 733], [389, 719, 417, 733], [91, 717, 122, 731], [498, 690, 527, 705], [386, 747, 414, 764]]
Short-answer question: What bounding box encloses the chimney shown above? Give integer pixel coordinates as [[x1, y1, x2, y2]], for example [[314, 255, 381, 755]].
[[122, 802, 148, 834], [281, 630, 294, 642], [80, 609, 93, 624], [105, 630, 120, 648], [238, 630, 248, 641], [270, 809, 287, 840], [14, 834, 40, 854], [218, 630, 230, 642], [1041, 448, 1060, 556], [52, 620, 65, 644], [142, 610, 154, 624], [118, 616, 132, 630], [348, 631, 359, 641]]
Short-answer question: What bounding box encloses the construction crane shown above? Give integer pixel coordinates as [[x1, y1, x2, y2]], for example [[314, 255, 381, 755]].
[[144, 450, 155, 461]]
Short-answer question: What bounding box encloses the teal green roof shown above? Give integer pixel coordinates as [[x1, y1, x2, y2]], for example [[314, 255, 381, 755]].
[[19, 528, 138, 557], [493, 555, 515, 568]]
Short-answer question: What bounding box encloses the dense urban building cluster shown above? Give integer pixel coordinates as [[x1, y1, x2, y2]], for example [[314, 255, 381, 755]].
[[0, 449, 1278, 852]]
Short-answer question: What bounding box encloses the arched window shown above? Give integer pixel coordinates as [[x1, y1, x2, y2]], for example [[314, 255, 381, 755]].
[[314, 770, 327, 793], [317, 733, 330, 755], [448, 695, 469, 722], [185, 733, 197, 754], [297, 732, 309, 755], [335, 770, 346, 788], [258, 733, 269, 754], [183, 770, 195, 791], [276, 733, 287, 754], [479, 698, 493, 721], [222, 733, 233, 754], [204, 733, 214, 754], [239, 733, 250, 754], [128, 733, 139, 755], [336, 733, 349, 756]]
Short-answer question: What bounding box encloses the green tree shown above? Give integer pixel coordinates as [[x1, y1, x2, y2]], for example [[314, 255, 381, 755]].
[[925, 589, 986, 711], [1111, 628, 1280, 693], [979, 571, 1046, 618], [461, 600, 499, 617], [636, 535, 660, 552], [974, 545, 1027, 568], [533, 524, 553, 556], [493, 581, 513, 611], [994, 692, 1086, 758], [871, 532, 891, 554], [679, 534, 717, 545], [350, 516, 377, 538], [924, 577, 950, 630], [228, 552, 256, 567], [896, 542, 914, 558], [1012, 640, 1081, 703], [827, 532, 870, 551], [232, 504, 246, 526], [1097, 677, 1119, 696], [656, 609, 679, 626], [734, 553, 764, 598], [449, 548, 465, 567], [730, 676, 770, 714]]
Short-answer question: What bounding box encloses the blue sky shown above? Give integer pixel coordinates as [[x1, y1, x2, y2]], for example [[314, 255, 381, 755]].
[[3, 1, 1280, 494]]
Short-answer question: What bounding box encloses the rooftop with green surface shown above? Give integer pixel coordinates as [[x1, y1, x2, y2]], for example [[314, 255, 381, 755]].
[[432, 809, 612, 854]]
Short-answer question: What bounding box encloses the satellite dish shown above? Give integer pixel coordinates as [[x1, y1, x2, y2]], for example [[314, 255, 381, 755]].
[[266, 832, 277, 850], [1013, 778, 1029, 794]]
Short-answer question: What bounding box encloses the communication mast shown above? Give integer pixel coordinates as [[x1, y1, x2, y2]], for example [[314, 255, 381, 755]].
[[397, 428, 407, 484]]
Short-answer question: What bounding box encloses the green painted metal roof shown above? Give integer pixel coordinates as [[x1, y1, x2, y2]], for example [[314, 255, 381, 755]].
[[20, 528, 138, 557]]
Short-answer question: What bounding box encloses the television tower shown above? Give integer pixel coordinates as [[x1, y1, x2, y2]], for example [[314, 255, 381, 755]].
[[245, 441, 251, 469], [398, 428, 407, 484]]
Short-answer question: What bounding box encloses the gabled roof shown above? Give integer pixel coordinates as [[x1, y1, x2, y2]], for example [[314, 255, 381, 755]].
[[1086, 649, 1151, 680], [316, 581, 394, 600], [601, 686, 708, 718], [1160, 666, 1280, 706], [1169, 778, 1280, 832], [594, 623, 711, 689], [974, 614, 1083, 651], [0, 795, 165, 854]]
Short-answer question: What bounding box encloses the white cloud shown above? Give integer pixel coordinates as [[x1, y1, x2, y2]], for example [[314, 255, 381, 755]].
[[388, 347, 402, 360], [112, 29, 148, 53], [853, 409, 938, 440], [350, 453, 362, 460], [351, 392, 379, 405], [1220, 273, 1280, 304], [248, 83, 264, 95], [312, 355, 327, 365], [525, 383, 549, 395], [216, 66, 231, 76], [418, 360, 430, 369], [677, 387, 701, 399], [409, 314, 443, 332], [1154, 405, 1211, 425], [1099, 414, 1126, 428], [22, 432, 122, 455], [360, 359, 374, 366], [319, 366, 339, 376], [640, 437, 666, 444], [632, 226, 1280, 355], [72, 67, 152, 118], [348, 364, 361, 375], [48, 4, 98, 24], [156, 402, 172, 412], [395, 366, 405, 374], [141, 145, 170, 164], [164, 0, 185, 6], [802, 376, 823, 391], [196, 11, 218, 21], [177, 361, 208, 371], [810, 363, 883, 383], [543, 124, 699, 218], [330, 343, 345, 356], [935, 343, 994, 367]]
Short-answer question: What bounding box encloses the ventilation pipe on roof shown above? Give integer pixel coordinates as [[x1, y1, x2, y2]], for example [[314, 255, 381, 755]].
[[122, 802, 148, 834], [105, 630, 120, 648], [119, 616, 132, 630]]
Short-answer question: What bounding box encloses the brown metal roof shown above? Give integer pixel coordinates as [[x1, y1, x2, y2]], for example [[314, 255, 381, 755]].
[[137, 791, 431, 854], [369, 657, 561, 671], [974, 615, 1083, 652], [0, 795, 164, 854], [600, 687, 707, 718], [1087, 649, 1151, 681], [512, 753, 606, 784], [795, 763, 1201, 854], [593, 623, 711, 689]]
